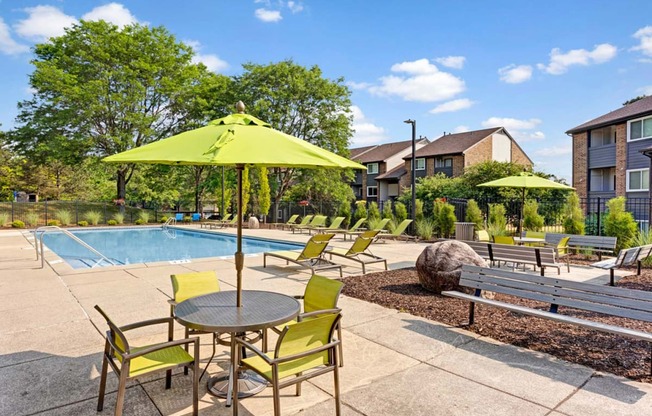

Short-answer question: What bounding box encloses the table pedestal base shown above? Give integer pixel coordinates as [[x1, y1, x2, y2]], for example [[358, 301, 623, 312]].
[[207, 370, 267, 401]]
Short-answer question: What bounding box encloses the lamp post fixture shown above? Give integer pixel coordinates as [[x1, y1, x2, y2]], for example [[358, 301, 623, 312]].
[[404, 119, 416, 222]]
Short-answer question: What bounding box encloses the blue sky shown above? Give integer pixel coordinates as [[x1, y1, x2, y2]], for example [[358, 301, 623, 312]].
[[1, 1, 652, 181]]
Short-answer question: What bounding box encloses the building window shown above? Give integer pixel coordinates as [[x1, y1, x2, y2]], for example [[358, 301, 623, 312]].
[[589, 167, 615, 191], [627, 168, 649, 191], [589, 126, 616, 147], [628, 115, 652, 141], [367, 163, 379, 174], [435, 158, 452, 168], [366, 186, 378, 197], [410, 158, 426, 170]]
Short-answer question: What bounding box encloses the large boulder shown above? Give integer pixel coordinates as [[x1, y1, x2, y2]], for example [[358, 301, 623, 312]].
[[248, 216, 260, 229], [416, 240, 487, 294]]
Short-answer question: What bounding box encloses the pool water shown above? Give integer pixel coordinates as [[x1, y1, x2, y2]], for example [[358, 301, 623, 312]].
[[41, 227, 302, 269]]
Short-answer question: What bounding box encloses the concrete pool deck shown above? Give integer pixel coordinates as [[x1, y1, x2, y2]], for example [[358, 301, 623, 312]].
[[1, 225, 651, 415]]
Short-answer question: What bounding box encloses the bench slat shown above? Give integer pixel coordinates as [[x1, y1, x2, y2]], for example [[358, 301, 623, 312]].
[[442, 290, 652, 342], [459, 274, 652, 317]]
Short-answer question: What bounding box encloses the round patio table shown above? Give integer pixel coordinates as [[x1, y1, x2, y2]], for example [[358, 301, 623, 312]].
[[513, 237, 545, 245], [174, 290, 300, 406]]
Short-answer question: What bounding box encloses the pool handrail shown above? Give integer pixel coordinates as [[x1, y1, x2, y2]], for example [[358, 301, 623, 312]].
[[163, 217, 177, 228], [34, 226, 116, 269]]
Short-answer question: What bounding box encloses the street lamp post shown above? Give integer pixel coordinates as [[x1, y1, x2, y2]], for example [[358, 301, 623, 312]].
[[404, 119, 416, 222]]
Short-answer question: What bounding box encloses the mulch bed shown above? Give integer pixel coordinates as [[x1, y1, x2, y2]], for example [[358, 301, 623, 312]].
[[342, 262, 652, 383]]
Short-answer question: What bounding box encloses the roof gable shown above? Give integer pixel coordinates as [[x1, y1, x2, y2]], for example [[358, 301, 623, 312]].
[[566, 96, 652, 134], [409, 127, 500, 158], [351, 139, 428, 163]]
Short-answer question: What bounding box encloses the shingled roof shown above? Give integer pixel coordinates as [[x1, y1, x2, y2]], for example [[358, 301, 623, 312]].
[[349, 145, 377, 159], [409, 127, 501, 158], [375, 164, 406, 180], [566, 95, 652, 134], [352, 139, 423, 164]]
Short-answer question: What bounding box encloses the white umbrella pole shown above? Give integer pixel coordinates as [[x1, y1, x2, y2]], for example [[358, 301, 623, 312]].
[[236, 164, 244, 307]]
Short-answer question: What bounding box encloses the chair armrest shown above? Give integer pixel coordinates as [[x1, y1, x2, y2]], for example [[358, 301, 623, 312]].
[[297, 308, 341, 322], [124, 337, 199, 360], [293, 295, 305, 300], [120, 317, 174, 331], [234, 337, 273, 365], [167, 299, 178, 306]]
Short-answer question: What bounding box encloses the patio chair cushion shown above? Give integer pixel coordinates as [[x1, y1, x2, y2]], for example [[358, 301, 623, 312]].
[[171, 271, 220, 303]]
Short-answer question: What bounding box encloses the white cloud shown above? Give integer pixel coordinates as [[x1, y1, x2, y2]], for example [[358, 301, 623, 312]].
[[368, 58, 465, 102], [255, 8, 282, 22], [537, 43, 617, 75], [287, 1, 304, 13], [435, 56, 465, 69], [631, 26, 652, 57], [453, 125, 470, 133], [81, 3, 139, 27], [534, 145, 572, 157], [0, 17, 29, 54], [498, 64, 533, 84], [14, 5, 77, 42], [637, 85, 652, 96], [482, 117, 545, 143], [346, 81, 371, 90], [350, 105, 389, 147], [429, 98, 474, 114], [186, 40, 228, 73]]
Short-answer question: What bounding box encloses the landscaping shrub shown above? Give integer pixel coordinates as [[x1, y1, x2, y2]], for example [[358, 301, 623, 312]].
[[159, 215, 169, 223], [415, 218, 435, 240], [465, 199, 484, 230], [47, 220, 60, 226], [337, 201, 351, 228], [354, 201, 367, 221], [438, 202, 457, 238], [432, 199, 444, 236], [604, 197, 637, 251], [367, 217, 386, 231], [11, 220, 25, 228], [77, 221, 88, 227], [394, 202, 408, 223], [183, 215, 192, 223], [138, 211, 150, 223], [523, 200, 544, 231], [488, 204, 507, 237], [55, 209, 72, 226], [25, 212, 40, 227], [415, 199, 424, 221], [107, 219, 118, 226], [84, 210, 102, 226], [134, 219, 145, 225], [382, 201, 394, 219], [630, 230, 652, 266], [584, 212, 606, 236], [112, 212, 125, 224], [0, 212, 8, 226], [563, 192, 585, 235], [368, 202, 380, 221]]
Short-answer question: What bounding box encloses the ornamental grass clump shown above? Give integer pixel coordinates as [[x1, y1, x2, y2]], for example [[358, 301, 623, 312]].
[[0, 212, 8, 226], [138, 211, 150, 224], [488, 203, 507, 237], [56, 209, 73, 226], [523, 200, 544, 231], [604, 197, 637, 251], [563, 192, 585, 235], [113, 213, 125, 224], [25, 212, 40, 227], [415, 218, 435, 240], [84, 210, 102, 225]]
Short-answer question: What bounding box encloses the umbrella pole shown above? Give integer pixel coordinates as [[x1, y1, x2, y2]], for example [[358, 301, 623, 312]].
[[519, 188, 525, 236], [236, 164, 244, 307]]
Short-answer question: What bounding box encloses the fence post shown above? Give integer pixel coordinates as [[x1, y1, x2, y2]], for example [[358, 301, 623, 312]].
[[75, 201, 79, 225], [44, 200, 48, 224], [103, 202, 107, 224], [11, 201, 14, 222], [596, 197, 601, 236]]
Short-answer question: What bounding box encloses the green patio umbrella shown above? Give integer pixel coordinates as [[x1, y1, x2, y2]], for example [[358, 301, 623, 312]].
[[477, 172, 574, 235], [104, 102, 365, 306]]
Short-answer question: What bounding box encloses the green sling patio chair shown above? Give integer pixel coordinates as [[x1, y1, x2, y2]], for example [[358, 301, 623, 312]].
[[293, 214, 327, 234], [263, 233, 342, 276], [288, 214, 314, 232], [263, 274, 344, 365], [95, 305, 199, 416], [233, 313, 343, 416], [555, 236, 571, 272], [494, 236, 515, 245], [476, 229, 490, 242], [344, 217, 388, 240], [326, 230, 387, 274], [378, 219, 415, 242], [277, 214, 299, 230], [309, 216, 345, 235]]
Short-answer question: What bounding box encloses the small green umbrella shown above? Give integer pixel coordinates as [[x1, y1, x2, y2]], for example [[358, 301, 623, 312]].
[[478, 172, 574, 234], [104, 102, 365, 306]]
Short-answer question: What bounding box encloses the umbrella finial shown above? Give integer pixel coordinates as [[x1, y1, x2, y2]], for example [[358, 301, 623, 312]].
[[235, 101, 246, 114]]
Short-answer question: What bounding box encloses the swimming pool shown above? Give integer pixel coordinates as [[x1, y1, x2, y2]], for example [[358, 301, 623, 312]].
[[40, 227, 303, 269]]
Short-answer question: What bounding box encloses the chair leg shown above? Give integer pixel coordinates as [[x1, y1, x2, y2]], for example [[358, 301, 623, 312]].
[[333, 352, 341, 416], [262, 328, 268, 353], [361, 263, 366, 274], [184, 327, 190, 375], [114, 366, 129, 416], [193, 340, 199, 416], [232, 344, 240, 416], [383, 259, 388, 270], [296, 372, 302, 396], [272, 370, 281, 416], [337, 322, 344, 367], [97, 346, 109, 411]]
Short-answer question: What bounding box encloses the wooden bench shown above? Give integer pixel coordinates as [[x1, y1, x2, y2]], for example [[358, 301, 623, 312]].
[[545, 233, 617, 260], [591, 244, 652, 286], [442, 265, 652, 375], [463, 241, 567, 276]]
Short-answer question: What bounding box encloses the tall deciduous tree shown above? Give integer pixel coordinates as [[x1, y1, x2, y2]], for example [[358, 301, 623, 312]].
[[11, 20, 216, 200], [220, 60, 353, 221]]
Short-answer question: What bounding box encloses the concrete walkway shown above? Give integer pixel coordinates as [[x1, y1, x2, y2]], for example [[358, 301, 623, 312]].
[[0, 226, 650, 416]]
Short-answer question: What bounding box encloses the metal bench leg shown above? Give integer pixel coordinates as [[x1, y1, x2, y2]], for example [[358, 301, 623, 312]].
[[638, 261, 642, 276], [610, 269, 615, 286], [467, 301, 475, 326]]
